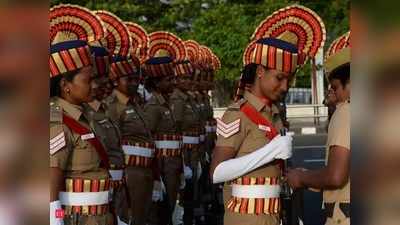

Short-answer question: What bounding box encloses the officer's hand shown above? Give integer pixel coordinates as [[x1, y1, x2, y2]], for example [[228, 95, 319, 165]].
[[183, 166, 193, 179], [152, 180, 162, 202], [286, 168, 305, 189], [273, 135, 293, 159]]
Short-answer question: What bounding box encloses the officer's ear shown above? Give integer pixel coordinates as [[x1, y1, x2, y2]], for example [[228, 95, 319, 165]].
[[112, 79, 119, 87], [255, 65, 265, 79], [59, 77, 70, 95]]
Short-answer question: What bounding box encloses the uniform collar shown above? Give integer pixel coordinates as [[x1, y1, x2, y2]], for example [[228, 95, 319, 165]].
[[336, 99, 350, 108], [56, 97, 83, 121], [88, 99, 102, 112], [113, 89, 130, 105], [174, 88, 188, 100], [187, 91, 196, 98], [243, 91, 279, 114], [155, 92, 166, 105]]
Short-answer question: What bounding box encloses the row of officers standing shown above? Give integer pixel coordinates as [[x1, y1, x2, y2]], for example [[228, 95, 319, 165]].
[[50, 4, 221, 225], [50, 3, 350, 225]]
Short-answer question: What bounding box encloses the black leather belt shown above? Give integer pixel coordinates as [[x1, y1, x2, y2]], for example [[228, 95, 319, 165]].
[[325, 202, 350, 218]]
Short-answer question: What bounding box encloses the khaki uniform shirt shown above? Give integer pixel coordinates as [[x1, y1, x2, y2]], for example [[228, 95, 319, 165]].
[[193, 91, 208, 127], [169, 88, 199, 133], [323, 101, 350, 224], [83, 100, 124, 168], [50, 97, 108, 180], [202, 91, 214, 121], [216, 91, 283, 224], [216, 91, 283, 178], [143, 92, 177, 135], [104, 89, 152, 143]]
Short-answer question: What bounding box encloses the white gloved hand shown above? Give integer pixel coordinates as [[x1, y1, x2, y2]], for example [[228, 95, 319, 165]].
[[205, 152, 211, 163], [179, 173, 186, 189], [160, 177, 166, 195], [196, 161, 202, 180], [50, 200, 64, 225], [152, 180, 162, 202], [183, 166, 193, 179]]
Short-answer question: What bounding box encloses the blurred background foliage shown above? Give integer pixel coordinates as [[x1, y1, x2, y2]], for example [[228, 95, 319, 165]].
[[50, 0, 349, 106]]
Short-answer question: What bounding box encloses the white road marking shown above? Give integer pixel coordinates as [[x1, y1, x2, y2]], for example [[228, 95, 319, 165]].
[[301, 127, 316, 134], [303, 159, 326, 163]]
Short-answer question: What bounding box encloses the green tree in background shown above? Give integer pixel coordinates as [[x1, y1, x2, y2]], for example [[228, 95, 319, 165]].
[[50, 0, 349, 106]]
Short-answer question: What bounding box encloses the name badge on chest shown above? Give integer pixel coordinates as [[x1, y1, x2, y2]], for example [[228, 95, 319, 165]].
[[98, 119, 111, 128], [81, 133, 95, 141], [126, 109, 135, 114], [258, 124, 271, 132], [98, 119, 108, 124]]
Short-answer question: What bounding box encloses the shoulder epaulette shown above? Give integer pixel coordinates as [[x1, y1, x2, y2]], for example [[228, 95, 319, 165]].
[[227, 98, 247, 111], [50, 101, 63, 123]]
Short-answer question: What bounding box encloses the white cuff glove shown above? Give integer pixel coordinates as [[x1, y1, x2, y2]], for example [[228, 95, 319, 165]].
[[196, 161, 202, 180], [179, 173, 186, 189], [183, 166, 193, 179], [117, 216, 130, 225], [205, 152, 211, 163], [160, 177, 166, 195], [152, 180, 163, 202], [50, 200, 64, 225], [212, 135, 293, 184]]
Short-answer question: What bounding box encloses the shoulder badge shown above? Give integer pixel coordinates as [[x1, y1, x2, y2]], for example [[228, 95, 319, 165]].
[[216, 118, 241, 138], [50, 130, 66, 155]]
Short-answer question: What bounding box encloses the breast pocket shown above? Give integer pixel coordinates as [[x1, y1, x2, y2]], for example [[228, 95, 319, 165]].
[[240, 128, 268, 154], [70, 137, 99, 170], [124, 108, 140, 120]]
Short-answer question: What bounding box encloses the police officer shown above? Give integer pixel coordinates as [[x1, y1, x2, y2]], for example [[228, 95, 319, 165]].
[[287, 31, 351, 225], [198, 53, 220, 208], [95, 10, 155, 225], [171, 59, 202, 225], [209, 5, 326, 225], [142, 31, 187, 225], [186, 67, 205, 187], [83, 44, 130, 225], [50, 4, 112, 225]]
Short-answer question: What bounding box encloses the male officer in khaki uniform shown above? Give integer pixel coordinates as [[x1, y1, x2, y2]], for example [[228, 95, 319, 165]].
[[210, 5, 326, 225], [287, 32, 350, 225], [50, 5, 112, 225], [83, 45, 130, 225]]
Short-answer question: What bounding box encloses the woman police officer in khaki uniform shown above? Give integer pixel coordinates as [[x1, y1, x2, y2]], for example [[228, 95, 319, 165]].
[[50, 4, 112, 225], [94, 10, 156, 225], [209, 5, 326, 225], [141, 31, 188, 225], [82, 41, 130, 225]]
